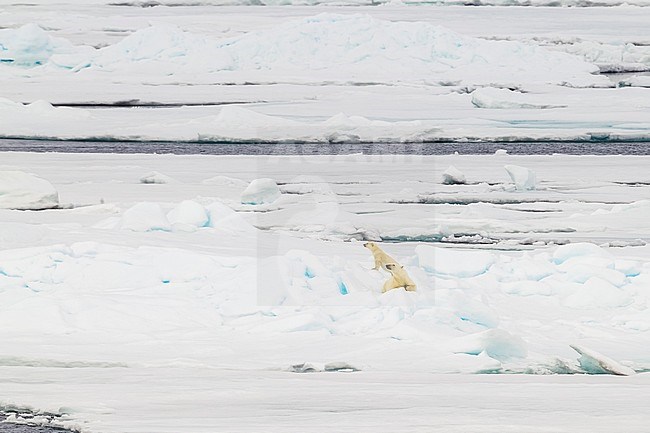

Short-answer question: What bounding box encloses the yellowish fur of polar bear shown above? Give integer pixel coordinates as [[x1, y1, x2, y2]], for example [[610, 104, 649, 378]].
[[382, 263, 417, 293], [363, 242, 398, 271]]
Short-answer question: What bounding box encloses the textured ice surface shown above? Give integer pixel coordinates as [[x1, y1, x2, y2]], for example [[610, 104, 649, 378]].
[[2, 9, 650, 142], [140, 171, 175, 185], [0, 23, 83, 67], [471, 88, 567, 110], [0, 152, 649, 432], [2, 4, 650, 427], [552, 242, 611, 264], [441, 165, 467, 185], [241, 178, 281, 205], [416, 245, 495, 277], [1, 0, 650, 5], [167, 200, 209, 229], [119, 202, 172, 232], [2, 15, 601, 87], [448, 329, 528, 362], [570, 344, 636, 376], [504, 164, 537, 191], [0, 171, 59, 210]]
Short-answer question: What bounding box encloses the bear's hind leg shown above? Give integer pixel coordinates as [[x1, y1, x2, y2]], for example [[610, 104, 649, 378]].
[[382, 277, 398, 293]]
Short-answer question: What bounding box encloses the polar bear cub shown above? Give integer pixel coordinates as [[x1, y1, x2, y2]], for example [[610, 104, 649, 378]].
[[363, 242, 398, 271], [382, 263, 417, 293]]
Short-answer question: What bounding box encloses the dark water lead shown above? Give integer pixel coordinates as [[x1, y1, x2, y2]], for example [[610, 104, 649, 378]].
[[1, 138, 650, 155]]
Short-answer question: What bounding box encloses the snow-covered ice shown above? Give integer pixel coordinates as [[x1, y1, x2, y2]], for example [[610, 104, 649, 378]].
[[1, 152, 649, 432], [471, 88, 567, 110], [1, 2, 650, 432], [570, 344, 636, 376], [0, 171, 59, 210], [0, 23, 85, 67], [167, 200, 209, 230], [119, 202, 172, 232], [139, 171, 175, 185], [416, 245, 495, 278], [441, 165, 467, 185], [504, 164, 537, 191], [0, 7, 649, 142], [241, 178, 282, 205], [0, 16, 603, 87]]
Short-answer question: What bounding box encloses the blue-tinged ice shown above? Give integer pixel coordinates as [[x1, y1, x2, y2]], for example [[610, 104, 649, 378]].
[[241, 178, 281, 205]]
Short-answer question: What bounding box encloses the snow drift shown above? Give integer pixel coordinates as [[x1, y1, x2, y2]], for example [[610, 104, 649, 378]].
[[471, 88, 567, 109], [1, 15, 605, 87], [0, 171, 59, 210], [505, 164, 537, 191], [0, 23, 84, 67]]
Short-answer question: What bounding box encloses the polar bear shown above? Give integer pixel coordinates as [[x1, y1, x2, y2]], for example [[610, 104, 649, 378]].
[[363, 242, 398, 271], [382, 263, 417, 293]]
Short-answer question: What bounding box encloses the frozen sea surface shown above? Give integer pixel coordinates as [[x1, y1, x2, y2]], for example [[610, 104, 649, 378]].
[[2, 139, 650, 155], [2, 371, 650, 433], [2, 3, 650, 432], [1, 152, 650, 432], [1, 6, 650, 143]]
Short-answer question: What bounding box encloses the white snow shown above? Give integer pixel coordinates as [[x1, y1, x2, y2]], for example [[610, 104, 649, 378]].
[[205, 201, 257, 233], [1, 2, 650, 431], [0, 23, 87, 67], [0, 152, 649, 432], [552, 242, 611, 264], [441, 165, 467, 185], [1, 0, 649, 9], [563, 276, 632, 309], [167, 200, 209, 229], [621, 75, 650, 88], [140, 171, 175, 184], [448, 329, 528, 361], [0, 170, 59, 210], [1, 8, 649, 142], [241, 178, 281, 205], [119, 202, 172, 232], [504, 164, 537, 191], [471, 87, 567, 109], [416, 245, 495, 277], [2, 15, 602, 87]]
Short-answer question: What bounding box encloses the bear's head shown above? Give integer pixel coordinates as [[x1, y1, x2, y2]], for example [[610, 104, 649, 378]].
[[363, 242, 377, 250], [385, 263, 402, 272]]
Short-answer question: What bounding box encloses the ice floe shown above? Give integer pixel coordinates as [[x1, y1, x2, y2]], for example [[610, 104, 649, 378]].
[[441, 165, 467, 185], [504, 164, 537, 191], [241, 178, 282, 205], [0, 171, 59, 210], [0, 23, 86, 67], [119, 202, 172, 232], [570, 344, 636, 376], [139, 171, 176, 184], [167, 200, 210, 230]]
